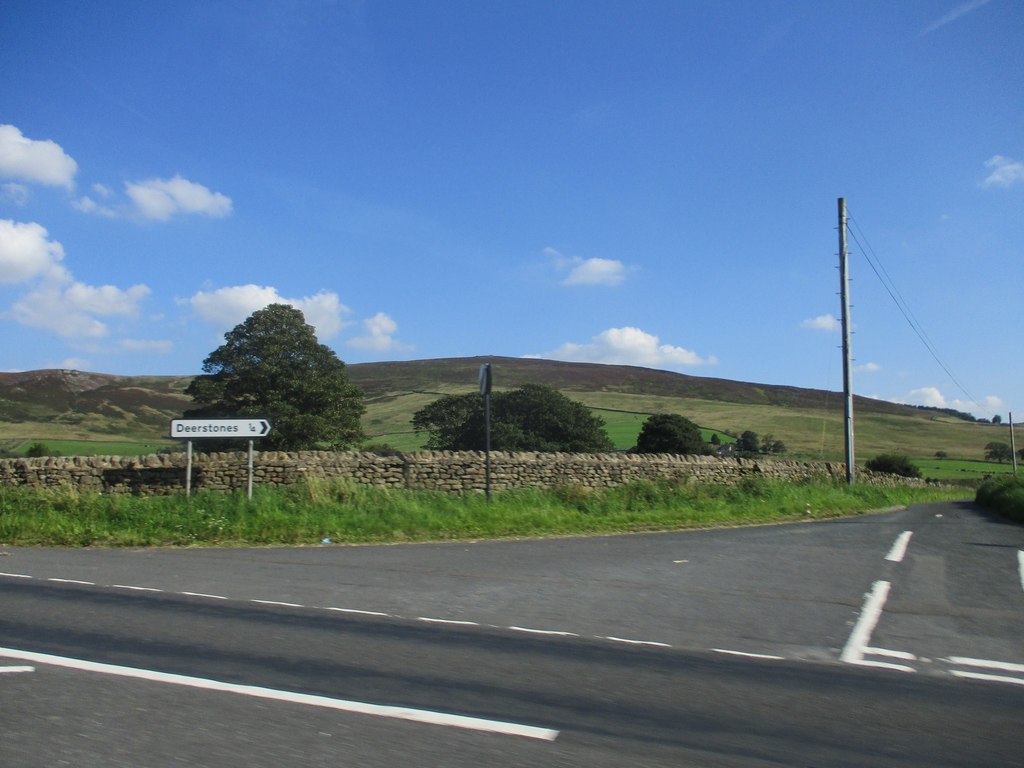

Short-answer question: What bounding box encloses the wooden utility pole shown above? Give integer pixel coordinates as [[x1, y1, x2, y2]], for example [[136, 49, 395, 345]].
[[838, 198, 855, 484]]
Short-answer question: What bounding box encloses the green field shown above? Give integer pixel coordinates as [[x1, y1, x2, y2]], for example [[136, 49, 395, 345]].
[[2, 438, 178, 458]]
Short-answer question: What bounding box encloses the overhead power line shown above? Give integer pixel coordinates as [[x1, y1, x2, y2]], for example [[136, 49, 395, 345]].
[[845, 211, 980, 407]]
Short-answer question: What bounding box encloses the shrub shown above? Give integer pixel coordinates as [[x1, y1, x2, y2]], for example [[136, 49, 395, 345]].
[[976, 475, 1024, 523], [25, 442, 59, 458], [865, 454, 921, 478]]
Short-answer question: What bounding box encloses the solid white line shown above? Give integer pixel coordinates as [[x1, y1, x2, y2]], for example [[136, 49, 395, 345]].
[[0, 646, 559, 741], [0, 572, 32, 579], [251, 600, 304, 608], [604, 637, 672, 648], [180, 592, 228, 600], [711, 649, 784, 660], [951, 671, 1024, 686], [417, 617, 480, 626], [0, 666, 35, 673], [112, 585, 162, 592], [509, 626, 578, 637], [47, 578, 95, 585], [840, 580, 891, 664], [323, 607, 390, 617], [886, 531, 914, 562], [946, 657, 1024, 674]]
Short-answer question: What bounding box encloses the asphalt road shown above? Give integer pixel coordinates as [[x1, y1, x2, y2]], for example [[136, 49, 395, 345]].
[[2, 500, 1022, 766]]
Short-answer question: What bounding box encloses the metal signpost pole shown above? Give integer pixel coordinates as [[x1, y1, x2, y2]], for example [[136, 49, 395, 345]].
[[248, 440, 254, 499], [1010, 412, 1017, 475], [186, 440, 192, 498], [480, 364, 492, 502]]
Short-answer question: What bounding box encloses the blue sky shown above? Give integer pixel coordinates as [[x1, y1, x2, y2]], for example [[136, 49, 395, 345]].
[[1, 0, 1021, 420]]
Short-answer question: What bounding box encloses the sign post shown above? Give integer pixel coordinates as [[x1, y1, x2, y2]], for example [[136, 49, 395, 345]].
[[479, 364, 492, 502], [169, 418, 272, 498]]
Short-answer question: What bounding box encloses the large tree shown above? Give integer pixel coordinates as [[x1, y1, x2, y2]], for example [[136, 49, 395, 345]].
[[632, 413, 707, 455], [412, 383, 613, 453], [184, 304, 365, 450]]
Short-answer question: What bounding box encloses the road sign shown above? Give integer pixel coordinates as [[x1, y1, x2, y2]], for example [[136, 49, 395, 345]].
[[170, 418, 271, 438]]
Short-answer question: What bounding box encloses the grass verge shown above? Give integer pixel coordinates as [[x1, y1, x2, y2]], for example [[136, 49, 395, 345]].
[[0, 478, 971, 548]]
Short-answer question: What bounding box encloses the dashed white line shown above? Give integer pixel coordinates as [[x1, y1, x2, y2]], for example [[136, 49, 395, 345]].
[[179, 592, 228, 600], [509, 626, 579, 637], [604, 637, 672, 648], [251, 599, 304, 608], [112, 585, 163, 593], [946, 657, 1024, 674], [323, 607, 390, 617], [712, 649, 784, 660], [886, 531, 914, 562], [0, 665, 35, 674], [0, 572, 32, 579], [48, 578, 95, 585], [1018, 550, 1023, 594], [417, 617, 480, 626], [951, 671, 1024, 686], [0, 646, 559, 741]]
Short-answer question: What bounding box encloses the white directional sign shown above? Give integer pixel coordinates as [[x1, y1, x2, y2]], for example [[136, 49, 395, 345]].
[[170, 418, 271, 438]]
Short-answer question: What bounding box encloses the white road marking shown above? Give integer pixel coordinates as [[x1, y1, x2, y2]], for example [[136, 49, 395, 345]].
[[509, 626, 579, 637], [179, 592, 228, 600], [951, 671, 1024, 686], [604, 637, 672, 648], [323, 607, 390, 617], [251, 600, 304, 608], [945, 657, 1024, 674], [417, 617, 480, 626], [48, 578, 95, 585], [0, 572, 32, 578], [0, 665, 35, 674], [711, 649, 784, 660], [112, 585, 162, 592], [841, 580, 893, 665], [0, 646, 559, 741], [885, 531, 913, 562], [1018, 551, 1024, 594]]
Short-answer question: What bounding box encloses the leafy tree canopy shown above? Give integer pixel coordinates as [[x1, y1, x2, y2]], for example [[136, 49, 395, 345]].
[[985, 441, 1013, 463], [412, 383, 613, 453], [736, 430, 760, 455], [632, 413, 707, 455], [184, 304, 365, 451]]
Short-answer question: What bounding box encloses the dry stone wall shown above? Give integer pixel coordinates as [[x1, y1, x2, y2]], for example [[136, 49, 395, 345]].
[[0, 450, 921, 495]]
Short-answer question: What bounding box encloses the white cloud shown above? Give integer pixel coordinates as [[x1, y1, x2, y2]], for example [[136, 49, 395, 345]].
[[855, 362, 881, 373], [564, 257, 626, 286], [920, 0, 991, 36], [347, 312, 412, 352], [2, 182, 30, 205], [529, 326, 717, 370], [125, 175, 233, 220], [982, 155, 1024, 188], [188, 284, 351, 339], [902, 386, 1004, 419], [547, 247, 629, 287], [801, 314, 840, 332], [0, 124, 78, 189], [11, 272, 150, 339], [0, 219, 65, 283]]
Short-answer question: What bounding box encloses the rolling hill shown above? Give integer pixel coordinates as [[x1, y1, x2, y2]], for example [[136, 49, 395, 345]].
[[0, 357, 1006, 465]]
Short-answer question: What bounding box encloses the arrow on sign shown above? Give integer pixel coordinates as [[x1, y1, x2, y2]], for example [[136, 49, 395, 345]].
[[170, 418, 272, 438]]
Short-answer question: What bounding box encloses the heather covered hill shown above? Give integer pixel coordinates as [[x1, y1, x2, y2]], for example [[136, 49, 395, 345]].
[[0, 358, 1000, 463]]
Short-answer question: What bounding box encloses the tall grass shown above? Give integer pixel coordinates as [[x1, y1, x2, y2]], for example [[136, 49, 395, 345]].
[[0, 479, 970, 548]]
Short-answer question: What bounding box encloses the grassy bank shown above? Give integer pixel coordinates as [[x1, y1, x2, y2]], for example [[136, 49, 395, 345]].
[[0, 479, 970, 547]]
